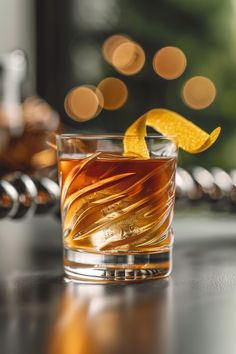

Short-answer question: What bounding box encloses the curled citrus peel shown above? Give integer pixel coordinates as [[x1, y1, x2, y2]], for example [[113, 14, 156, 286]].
[[124, 108, 221, 158]]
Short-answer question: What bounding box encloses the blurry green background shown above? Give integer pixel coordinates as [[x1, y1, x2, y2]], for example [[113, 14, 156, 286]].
[[2, 0, 236, 169]]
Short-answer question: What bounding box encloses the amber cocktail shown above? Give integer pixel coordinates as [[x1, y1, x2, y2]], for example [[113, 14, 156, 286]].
[[57, 135, 177, 283]]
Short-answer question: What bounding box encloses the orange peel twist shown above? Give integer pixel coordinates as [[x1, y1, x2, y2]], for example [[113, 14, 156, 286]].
[[124, 108, 221, 158]]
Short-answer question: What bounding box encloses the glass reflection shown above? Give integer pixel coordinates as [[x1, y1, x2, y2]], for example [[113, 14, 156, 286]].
[[47, 279, 172, 354]]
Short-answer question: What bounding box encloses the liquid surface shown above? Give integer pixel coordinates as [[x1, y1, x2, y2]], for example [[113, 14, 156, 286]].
[[59, 153, 176, 254]]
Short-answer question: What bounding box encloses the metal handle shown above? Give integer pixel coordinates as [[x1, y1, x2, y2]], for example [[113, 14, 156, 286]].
[[0, 172, 60, 219], [0, 167, 236, 220]]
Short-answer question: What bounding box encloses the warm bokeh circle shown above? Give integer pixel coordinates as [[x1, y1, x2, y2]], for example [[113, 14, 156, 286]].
[[102, 34, 145, 76], [102, 34, 130, 65], [64, 85, 104, 121], [112, 41, 145, 75], [182, 76, 216, 110], [153, 46, 187, 80], [97, 77, 128, 110]]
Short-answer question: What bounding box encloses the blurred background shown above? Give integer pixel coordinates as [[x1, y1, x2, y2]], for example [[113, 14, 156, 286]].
[[1, 3, 236, 353], [1, 0, 235, 173]]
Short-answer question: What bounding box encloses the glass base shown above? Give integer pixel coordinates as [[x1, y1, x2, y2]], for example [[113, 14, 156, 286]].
[[64, 247, 172, 284]]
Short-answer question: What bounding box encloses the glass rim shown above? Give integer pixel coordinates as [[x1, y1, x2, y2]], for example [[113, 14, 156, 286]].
[[56, 133, 176, 140]]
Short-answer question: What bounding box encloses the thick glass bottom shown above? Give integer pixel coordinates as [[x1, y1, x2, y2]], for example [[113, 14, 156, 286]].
[[64, 247, 172, 284]]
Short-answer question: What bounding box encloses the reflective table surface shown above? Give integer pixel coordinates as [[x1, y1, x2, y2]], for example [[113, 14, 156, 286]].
[[1, 212, 236, 354]]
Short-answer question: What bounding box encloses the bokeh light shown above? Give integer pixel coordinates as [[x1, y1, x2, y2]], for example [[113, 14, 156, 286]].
[[64, 85, 104, 121], [182, 76, 216, 110], [153, 46, 187, 80], [31, 148, 56, 168], [102, 34, 130, 64], [97, 77, 128, 110], [102, 34, 145, 75], [112, 41, 145, 75]]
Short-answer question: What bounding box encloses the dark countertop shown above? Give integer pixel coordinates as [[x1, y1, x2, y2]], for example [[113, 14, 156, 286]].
[[1, 211, 236, 354]]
